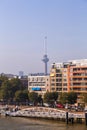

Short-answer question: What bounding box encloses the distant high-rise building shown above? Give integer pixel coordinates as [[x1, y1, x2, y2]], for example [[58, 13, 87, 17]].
[[19, 71, 24, 77]]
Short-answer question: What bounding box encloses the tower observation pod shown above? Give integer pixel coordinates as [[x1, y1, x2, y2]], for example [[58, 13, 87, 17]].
[[42, 37, 49, 75], [42, 54, 49, 75]]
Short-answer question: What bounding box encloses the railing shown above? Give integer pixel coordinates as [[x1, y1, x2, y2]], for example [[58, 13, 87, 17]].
[[8, 107, 85, 119]]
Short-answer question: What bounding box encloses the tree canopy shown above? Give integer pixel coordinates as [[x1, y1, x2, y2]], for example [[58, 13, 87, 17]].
[[44, 92, 58, 104], [0, 76, 28, 104], [59, 92, 77, 104], [28, 92, 38, 105]]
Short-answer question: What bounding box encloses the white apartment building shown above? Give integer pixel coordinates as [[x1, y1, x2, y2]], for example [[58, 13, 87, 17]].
[[28, 73, 50, 97]]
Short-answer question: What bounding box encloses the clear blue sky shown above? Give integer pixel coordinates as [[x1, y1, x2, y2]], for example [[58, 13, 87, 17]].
[[0, 0, 87, 75]]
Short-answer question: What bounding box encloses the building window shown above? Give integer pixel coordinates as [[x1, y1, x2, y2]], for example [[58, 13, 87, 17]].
[[52, 79, 55, 82], [56, 88, 62, 91], [63, 79, 67, 82], [63, 88, 67, 91], [56, 74, 62, 77], [64, 69, 67, 72], [56, 79, 62, 82], [51, 83, 55, 86], [56, 83, 62, 86], [32, 78, 34, 81], [63, 83, 67, 86], [51, 88, 55, 90], [56, 69, 61, 73]]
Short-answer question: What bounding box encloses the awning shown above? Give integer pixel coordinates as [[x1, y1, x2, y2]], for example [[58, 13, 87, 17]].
[[32, 87, 41, 91]]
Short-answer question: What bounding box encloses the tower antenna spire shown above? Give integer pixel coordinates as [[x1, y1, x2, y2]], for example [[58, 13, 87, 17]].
[[44, 36, 47, 55]]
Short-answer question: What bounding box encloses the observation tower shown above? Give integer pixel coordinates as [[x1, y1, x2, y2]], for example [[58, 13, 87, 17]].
[[42, 37, 49, 75]]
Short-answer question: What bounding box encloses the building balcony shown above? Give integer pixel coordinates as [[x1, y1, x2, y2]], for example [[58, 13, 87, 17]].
[[70, 75, 87, 78], [72, 71, 87, 74], [70, 86, 87, 88], [70, 90, 87, 93], [71, 80, 87, 83]]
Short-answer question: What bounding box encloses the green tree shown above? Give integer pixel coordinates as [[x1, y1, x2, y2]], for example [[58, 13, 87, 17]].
[[15, 90, 23, 102], [50, 92, 58, 101], [82, 93, 87, 104], [59, 92, 77, 104], [9, 78, 24, 100], [10, 78, 24, 92], [59, 92, 68, 104], [22, 90, 29, 100], [15, 90, 28, 100], [0, 77, 27, 103], [0, 89, 9, 101], [0, 75, 8, 88], [28, 92, 38, 105], [44, 92, 58, 104], [38, 95, 43, 105], [0, 80, 12, 101], [67, 92, 77, 104]]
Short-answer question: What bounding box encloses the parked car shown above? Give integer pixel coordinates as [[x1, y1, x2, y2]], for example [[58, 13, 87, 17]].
[[56, 103, 64, 108], [43, 103, 51, 107], [28, 102, 34, 106], [65, 104, 71, 109]]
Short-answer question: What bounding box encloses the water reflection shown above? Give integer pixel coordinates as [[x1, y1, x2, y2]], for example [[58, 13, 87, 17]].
[[0, 116, 87, 130]]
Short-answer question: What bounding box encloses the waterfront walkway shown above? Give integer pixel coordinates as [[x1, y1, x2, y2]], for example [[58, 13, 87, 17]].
[[7, 106, 85, 119]]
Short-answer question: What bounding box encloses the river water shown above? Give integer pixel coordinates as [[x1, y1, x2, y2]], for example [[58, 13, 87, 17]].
[[0, 116, 87, 130]]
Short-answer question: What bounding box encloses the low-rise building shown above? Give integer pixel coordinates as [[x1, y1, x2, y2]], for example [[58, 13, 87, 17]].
[[28, 73, 50, 97]]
